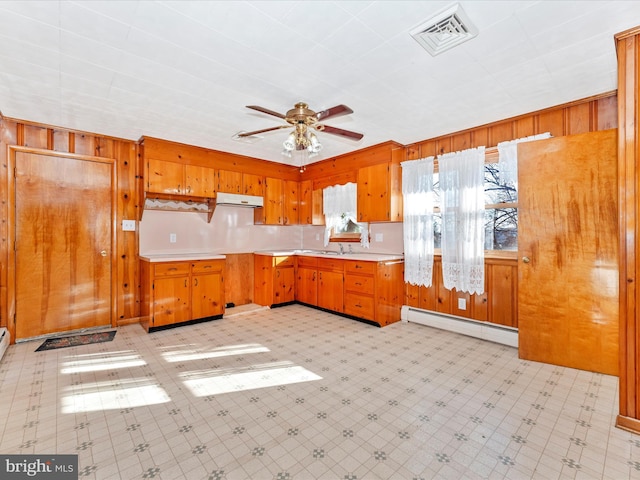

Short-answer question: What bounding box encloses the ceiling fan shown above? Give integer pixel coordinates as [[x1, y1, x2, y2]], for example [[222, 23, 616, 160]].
[[237, 102, 364, 154]]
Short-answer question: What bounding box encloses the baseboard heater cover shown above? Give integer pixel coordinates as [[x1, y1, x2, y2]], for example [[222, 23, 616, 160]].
[[401, 306, 518, 348], [0, 328, 9, 362]]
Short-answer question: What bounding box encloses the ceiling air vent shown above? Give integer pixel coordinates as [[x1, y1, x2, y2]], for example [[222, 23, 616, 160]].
[[410, 3, 478, 56]]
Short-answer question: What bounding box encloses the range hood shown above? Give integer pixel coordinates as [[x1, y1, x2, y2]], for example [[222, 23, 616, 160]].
[[215, 192, 264, 208]]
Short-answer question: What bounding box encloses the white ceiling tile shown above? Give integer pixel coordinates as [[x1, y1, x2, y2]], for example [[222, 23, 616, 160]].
[[0, 0, 635, 165]]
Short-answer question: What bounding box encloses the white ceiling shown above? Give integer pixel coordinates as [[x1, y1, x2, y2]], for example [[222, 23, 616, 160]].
[[0, 1, 638, 166]]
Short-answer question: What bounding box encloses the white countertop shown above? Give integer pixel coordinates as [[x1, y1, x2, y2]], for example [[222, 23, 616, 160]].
[[254, 249, 403, 262], [140, 253, 226, 262]]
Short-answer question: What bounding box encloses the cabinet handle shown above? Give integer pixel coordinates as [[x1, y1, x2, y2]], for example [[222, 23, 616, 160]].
[[355, 282, 362, 286], [277, 270, 280, 277], [522, 256, 531, 263], [168, 267, 178, 271], [184, 279, 188, 288], [313, 272, 316, 281], [194, 278, 198, 286], [355, 265, 362, 269]]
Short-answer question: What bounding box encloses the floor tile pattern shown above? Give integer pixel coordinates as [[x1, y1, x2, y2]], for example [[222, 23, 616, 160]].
[[0, 304, 638, 479]]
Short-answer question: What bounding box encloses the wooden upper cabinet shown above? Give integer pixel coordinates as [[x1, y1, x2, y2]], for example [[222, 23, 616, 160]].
[[147, 158, 186, 195], [357, 162, 402, 222], [147, 158, 215, 197], [264, 177, 284, 224], [299, 180, 324, 225], [185, 164, 216, 197], [283, 180, 299, 225], [243, 173, 265, 196], [217, 169, 243, 193], [217, 170, 265, 195]]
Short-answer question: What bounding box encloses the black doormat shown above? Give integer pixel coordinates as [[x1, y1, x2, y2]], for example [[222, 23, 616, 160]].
[[35, 330, 116, 351]]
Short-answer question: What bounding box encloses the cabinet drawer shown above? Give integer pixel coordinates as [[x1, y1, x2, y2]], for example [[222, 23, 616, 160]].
[[191, 260, 224, 273], [344, 293, 375, 319], [344, 274, 375, 295], [317, 257, 343, 271], [154, 262, 190, 276], [344, 260, 376, 275], [274, 256, 296, 268], [297, 256, 318, 268]]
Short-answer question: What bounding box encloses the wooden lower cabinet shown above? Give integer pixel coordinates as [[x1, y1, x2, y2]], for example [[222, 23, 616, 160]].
[[254, 254, 296, 306], [296, 256, 318, 305], [140, 258, 225, 330], [317, 258, 344, 313]]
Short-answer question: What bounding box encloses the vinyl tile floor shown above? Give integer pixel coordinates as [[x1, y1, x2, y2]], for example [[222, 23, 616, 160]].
[[1, 304, 639, 480]]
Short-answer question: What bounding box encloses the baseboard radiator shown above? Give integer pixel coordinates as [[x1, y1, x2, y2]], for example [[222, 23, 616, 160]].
[[0, 328, 9, 362], [401, 306, 518, 348]]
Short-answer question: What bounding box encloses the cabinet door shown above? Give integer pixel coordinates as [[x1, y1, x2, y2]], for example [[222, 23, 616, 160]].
[[147, 159, 184, 194], [218, 170, 243, 193], [243, 173, 265, 196], [318, 270, 343, 312], [357, 163, 389, 222], [296, 267, 317, 305], [192, 272, 224, 319], [264, 177, 284, 224], [185, 165, 216, 197], [153, 276, 190, 327], [274, 266, 295, 304], [299, 180, 312, 224], [283, 180, 299, 225]]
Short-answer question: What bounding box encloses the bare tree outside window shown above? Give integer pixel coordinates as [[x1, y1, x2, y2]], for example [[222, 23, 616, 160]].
[[432, 163, 518, 251]]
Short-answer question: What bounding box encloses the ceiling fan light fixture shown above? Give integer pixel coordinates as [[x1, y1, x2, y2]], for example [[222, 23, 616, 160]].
[[283, 132, 296, 152]]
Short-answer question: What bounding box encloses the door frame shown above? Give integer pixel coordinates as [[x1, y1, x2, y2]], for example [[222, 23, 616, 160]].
[[6, 146, 118, 342]]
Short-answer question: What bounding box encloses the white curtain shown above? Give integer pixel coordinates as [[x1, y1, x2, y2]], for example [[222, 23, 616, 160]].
[[401, 157, 434, 287], [439, 146, 485, 295], [497, 132, 551, 187], [322, 183, 369, 247]]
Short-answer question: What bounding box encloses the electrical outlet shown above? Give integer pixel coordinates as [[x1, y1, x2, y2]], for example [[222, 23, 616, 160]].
[[122, 219, 136, 231], [169, 233, 177, 243], [458, 298, 466, 310]]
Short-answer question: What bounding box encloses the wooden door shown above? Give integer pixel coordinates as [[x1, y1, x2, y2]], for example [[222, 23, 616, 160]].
[[518, 129, 618, 375], [14, 150, 113, 339]]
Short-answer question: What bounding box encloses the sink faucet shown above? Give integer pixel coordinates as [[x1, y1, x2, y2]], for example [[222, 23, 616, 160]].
[[339, 243, 344, 255]]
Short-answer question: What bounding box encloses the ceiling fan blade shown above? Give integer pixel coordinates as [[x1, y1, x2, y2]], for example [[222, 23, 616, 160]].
[[316, 104, 353, 121], [246, 105, 286, 119], [237, 125, 290, 137], [320, 124, 364, 141]]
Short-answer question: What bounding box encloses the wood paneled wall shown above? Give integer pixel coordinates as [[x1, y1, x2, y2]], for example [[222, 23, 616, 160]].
[[402, 91, 618, 329], [0, 118, 140, 339], [405, 92, 617, 160], [615, 26, 640, 434]]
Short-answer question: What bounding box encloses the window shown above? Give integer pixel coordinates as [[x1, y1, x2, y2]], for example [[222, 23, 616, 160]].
[[433, 162, 517, 251], [323, 183, 369, 247]]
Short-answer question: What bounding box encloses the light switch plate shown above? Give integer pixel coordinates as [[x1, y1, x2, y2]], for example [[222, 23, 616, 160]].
[[122, 219, 136, 231]]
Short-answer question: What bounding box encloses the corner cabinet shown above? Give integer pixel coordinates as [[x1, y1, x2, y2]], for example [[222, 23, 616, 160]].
[[140, 257, 225, 331], [357, 155, 403, 223]]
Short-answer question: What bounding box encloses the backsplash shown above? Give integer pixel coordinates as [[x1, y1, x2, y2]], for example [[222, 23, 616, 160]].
[[139, 209, 404, 255]]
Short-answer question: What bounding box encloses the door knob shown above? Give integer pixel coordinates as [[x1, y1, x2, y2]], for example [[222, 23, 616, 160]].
[[522, 256, 530, 263], [100, 250, 108, 257]]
